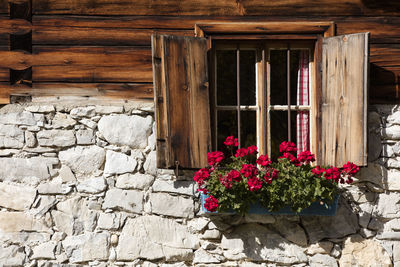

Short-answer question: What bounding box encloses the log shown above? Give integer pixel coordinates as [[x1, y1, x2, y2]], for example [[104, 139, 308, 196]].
[[11, 82, 154, 99], [0, 17, 32, 35], [31, 0, 400, 16]]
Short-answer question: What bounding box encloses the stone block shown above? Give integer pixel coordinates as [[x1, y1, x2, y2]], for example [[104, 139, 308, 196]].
[[70, 106, 96, 117], [95, 105, 124, 114], [77, 176, 107, 194], [104, 150, 137, 176], [37, 130, 76, 147], [51, 113, 77, 129], [102, 188, 143, 213], [115, 173, 154, 190], [76, 129, 95, 145], [31, 241, 56, 260], [152, 179, 194, 196], [116, 216, 199, 261], [0, 124, 24, 148], [62, 232, 109, 263], [0, 182, 36, 211], [59, 146, 105, 175], [150, 193, 194, 218], [0, 111, 37, 125], [98, 114, 152, 148], [339, 234, 391, 267]]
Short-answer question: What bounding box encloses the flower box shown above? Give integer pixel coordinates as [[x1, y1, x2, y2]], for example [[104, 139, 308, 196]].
[[200, 193, 339, 216]]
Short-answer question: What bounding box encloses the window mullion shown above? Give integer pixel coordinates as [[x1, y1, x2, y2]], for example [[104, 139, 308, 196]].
[[287, 47, 291, 142], [236, 45, 241, 147]]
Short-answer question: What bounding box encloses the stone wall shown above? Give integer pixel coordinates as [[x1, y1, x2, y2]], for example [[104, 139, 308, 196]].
[[0, 100, 399, 267]]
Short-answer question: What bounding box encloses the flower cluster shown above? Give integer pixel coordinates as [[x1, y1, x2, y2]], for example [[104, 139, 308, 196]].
[[194, 137, 360, 214]]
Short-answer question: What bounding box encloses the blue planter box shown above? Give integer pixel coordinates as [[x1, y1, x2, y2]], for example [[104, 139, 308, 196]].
[[200, 193, 338, 216]]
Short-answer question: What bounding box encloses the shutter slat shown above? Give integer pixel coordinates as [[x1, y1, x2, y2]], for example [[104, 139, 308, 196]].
[[152, 34, 211, 169], [320, 32, 369, 166]]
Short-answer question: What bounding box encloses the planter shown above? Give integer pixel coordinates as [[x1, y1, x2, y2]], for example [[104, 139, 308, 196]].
[[200, 193, 339, 216]]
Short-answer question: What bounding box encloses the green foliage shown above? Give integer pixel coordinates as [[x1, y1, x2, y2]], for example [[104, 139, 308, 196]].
[[201, 150, 340, 215]]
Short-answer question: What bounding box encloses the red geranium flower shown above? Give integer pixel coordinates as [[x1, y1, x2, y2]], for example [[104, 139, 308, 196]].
[[248, 177, 263, 191], [193, 168, 210, 186], [325, 167, 340, 182], [312, 166, 326, 177], [247, 145, 258, 154], [342, 161, 359, 176], [235, 148, 249, 158], [204, 195, 219, 212], [280, 152, 300, 166], [224, 136, 239, 147], [298, 150, 315, 164], [227, 169, 242, 182], [279, 141, 297, 154], [207, 151, 224, 166], [240, 164, 258, 178], [256, 155, 272, 167]]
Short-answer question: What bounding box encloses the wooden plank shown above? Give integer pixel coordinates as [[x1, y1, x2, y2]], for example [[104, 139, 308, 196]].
[[10, 83, 153, 99], [0, 83, 10, 103], [32, 0, 400, 16], [31, 46, 152, 82], [33, 26, 192, 45], [320, 33, 368, 167], [0, 50, 32, 70], [152, 34, 210, 169], [0, 17, 31, 34], [0, 46, 9, 81], [370, 44, 400, 73], [33, 15, 400, 43], [196, 21, 334, 36]]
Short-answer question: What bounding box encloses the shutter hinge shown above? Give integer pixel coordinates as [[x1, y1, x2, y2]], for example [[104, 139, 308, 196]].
[[174, 161, 180, 177]]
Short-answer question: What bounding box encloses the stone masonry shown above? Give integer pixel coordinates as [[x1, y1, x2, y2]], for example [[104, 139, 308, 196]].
[[0, 101, 399, 266]]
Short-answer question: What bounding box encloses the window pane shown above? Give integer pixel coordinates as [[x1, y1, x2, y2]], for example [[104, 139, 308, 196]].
[[270, 50, 287, 105], [270, 110, 289, 160], [240, 50, 256, 106], [217, 110, 238, 152], [290, 50, 301, 105], [240, 111, 257, 147], [216, 50, 237, 106]]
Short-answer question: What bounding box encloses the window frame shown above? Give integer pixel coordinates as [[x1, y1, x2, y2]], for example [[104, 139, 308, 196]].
[[198, 22, 335, 157], [210, 40, 315, 157]]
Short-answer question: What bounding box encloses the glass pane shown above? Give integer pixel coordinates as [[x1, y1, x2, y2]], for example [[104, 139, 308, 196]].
[[217, 110, 238, 152], [240, 50, 256, 106], [270, 111, 289, 160], [270, 50, 287, 105], [216, 50, 237, 106], [240, 111, 257, 148], [290, 50, 300, 105]]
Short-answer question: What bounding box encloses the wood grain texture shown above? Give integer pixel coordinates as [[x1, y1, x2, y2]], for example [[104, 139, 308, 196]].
[[0, 0, 7, 14], [0, 17, 31, 34], [31, 46, 152, 82], [32, 0, 400, 16], [0, 83, 10, 104], [0, 46, 9, 81], [196, 21, 334, 36], [11, 83, 153, 99], [33, 26, 192, 45], [0, 50, 32, 70], [320, 33, 368, 167], [152, 34, 211, 169]]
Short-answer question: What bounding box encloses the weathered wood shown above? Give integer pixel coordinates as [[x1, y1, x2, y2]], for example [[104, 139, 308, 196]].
[[10, 83, 153, 99], [32, 66, 152, 82], [0, 0, 7, 14], [0, 18, 31, 34], [195, 22, 334, 36], [320, 33, 369, 167], [33, 26, 192, 45], [0, 83, 10, 104], [31, 46, 152, 82], [32, 0, 400, 16], [32, 15, 400, 44], [0, 46, 9, 81], [370, 44, 400, 73], [152, 34, 211, 169], [0, 50, 32, 70]]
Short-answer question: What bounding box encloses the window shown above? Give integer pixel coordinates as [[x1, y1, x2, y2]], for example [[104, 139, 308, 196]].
[[151, 23, 369, 169], [211, 41, 314, 160]]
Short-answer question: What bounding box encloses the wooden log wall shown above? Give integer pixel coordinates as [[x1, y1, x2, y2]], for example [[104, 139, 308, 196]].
[[0, 0, 399, 103]]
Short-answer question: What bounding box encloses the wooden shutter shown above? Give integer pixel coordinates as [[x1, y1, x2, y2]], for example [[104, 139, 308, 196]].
[[152, 34, 211, 169], [318, 33, 369, 167]]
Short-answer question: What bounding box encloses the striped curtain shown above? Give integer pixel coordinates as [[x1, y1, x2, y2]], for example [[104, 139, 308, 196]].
[[296, 50, 310, 153]]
